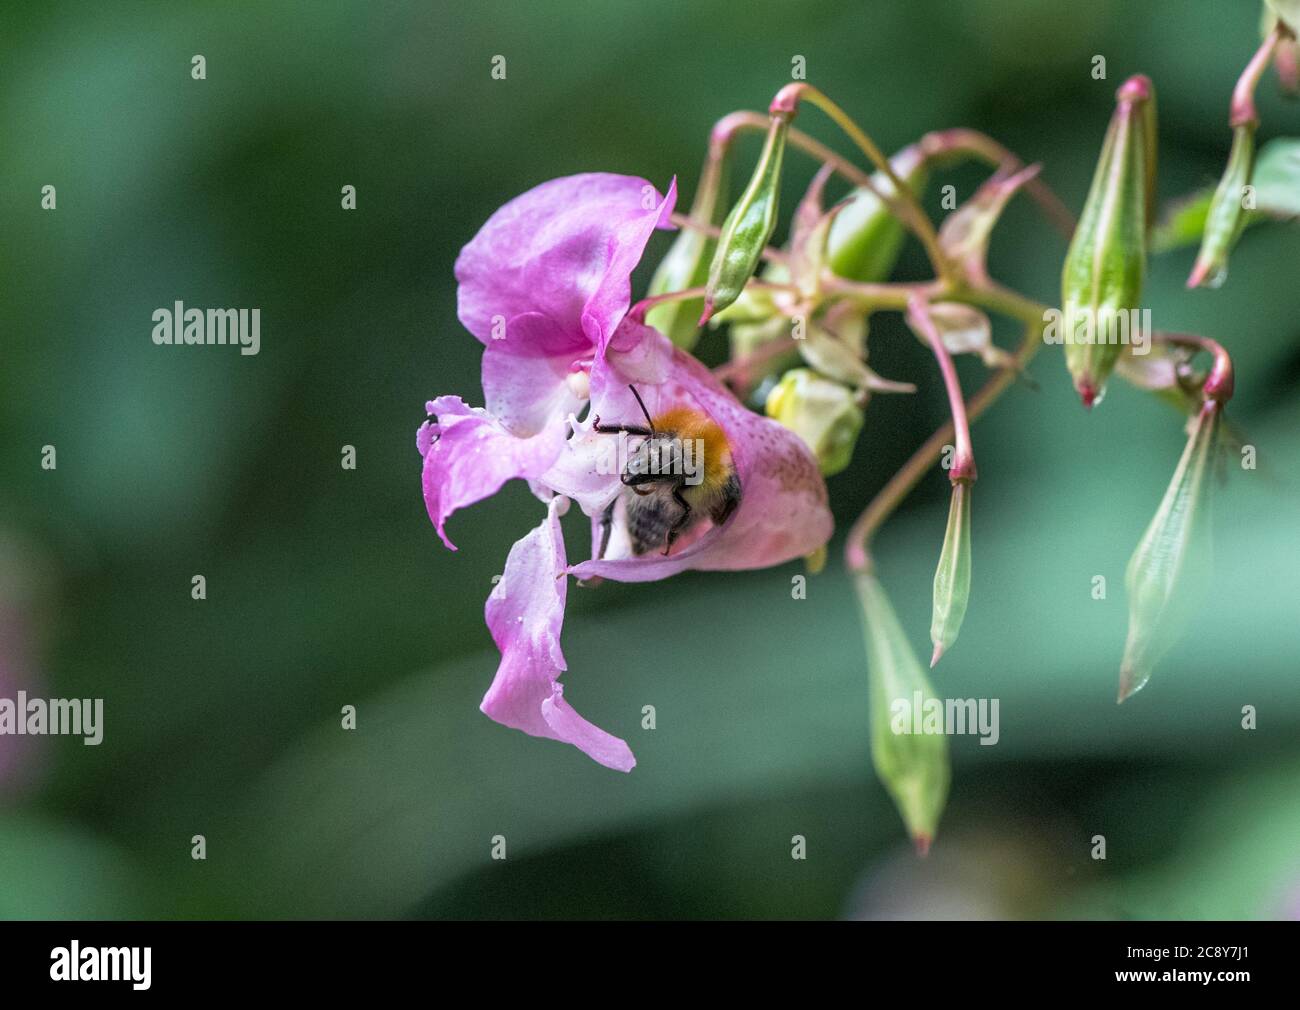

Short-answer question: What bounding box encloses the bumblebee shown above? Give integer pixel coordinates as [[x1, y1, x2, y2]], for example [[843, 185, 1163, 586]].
[[592, 386, 741, 557]]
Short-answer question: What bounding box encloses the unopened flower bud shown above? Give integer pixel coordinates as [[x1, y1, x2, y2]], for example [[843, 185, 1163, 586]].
[[700, 114, 789, 324], [1187, 125, 1256, 289], [1119, 401, 1221, 701], [1060, 74, 1155, 407], [826, 145, 928, 282], [647, 141, 729, 349], [765, 368, 864, 477], [929, 482, 972, 668], [855, 572, 950, 853]]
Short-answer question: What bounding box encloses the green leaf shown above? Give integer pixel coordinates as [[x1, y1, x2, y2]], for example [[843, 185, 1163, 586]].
[[1252, 137, 1300, 218]]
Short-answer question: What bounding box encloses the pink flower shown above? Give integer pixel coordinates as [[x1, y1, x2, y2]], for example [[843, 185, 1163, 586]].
[[420, 174, 832, 771]]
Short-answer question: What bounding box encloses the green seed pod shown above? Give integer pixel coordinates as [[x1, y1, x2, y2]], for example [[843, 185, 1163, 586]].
[[826, 145, 928, 282], [1119, 402, 1221, 701], [700, 114, 789, 323], [765, 368, 864, 477], [1188, 125, 1257, 289], [1060, 74, 1155, 407], [929, 482, 972, 667], [855, 572, 950, 852], [646, 144, 729, 349]]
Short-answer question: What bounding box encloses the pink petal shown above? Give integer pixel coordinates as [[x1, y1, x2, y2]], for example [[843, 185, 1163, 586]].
[[455, 173, 676, 352], [568, 348, 833, 582], [481, 331, 584, 438], [480, 498, 635, 772], [420, 396, 568, 550]]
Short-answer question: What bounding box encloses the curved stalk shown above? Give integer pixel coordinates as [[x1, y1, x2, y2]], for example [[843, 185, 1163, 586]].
[[845, 287, 1048, 574], [769, 83, 953, 284]]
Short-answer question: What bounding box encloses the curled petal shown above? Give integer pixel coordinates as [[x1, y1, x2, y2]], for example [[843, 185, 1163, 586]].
[[481, 498, 635, 772], [568, 347, 833, 582], [420, 396, 567, 550], [456, 173, 677, 351]]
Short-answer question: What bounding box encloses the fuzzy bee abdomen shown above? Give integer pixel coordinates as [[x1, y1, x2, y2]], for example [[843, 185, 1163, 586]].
[[625, 491, 682, 556]]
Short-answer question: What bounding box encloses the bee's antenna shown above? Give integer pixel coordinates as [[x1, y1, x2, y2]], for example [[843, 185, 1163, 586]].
[[628, 384, 655, 432]]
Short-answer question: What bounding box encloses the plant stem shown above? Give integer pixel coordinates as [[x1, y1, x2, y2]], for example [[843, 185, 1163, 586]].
[[769, 83, 954, 284], [917, 128, 1077, 239], [822, 277, 936, 313], [1232, 24, 1287, 127], [712, 110, 880, 193], [712, 113, 1078, 241], [845, 287, 1048, 574], [630, 280, 797, 322], [712, 334, 798, 384], [907, 296, 976, 482]]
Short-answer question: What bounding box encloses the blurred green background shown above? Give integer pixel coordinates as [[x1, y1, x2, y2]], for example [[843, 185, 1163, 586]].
[[2, 0, 1298, 919]]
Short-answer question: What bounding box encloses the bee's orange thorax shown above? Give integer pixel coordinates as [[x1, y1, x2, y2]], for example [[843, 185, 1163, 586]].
[[651, 406, 733, 489]]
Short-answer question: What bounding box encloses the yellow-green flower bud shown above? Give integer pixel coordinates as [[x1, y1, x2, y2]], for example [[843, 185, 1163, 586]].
[[826, 145, 928, 282], [1059, 74, 1155, 407], [1187, 125, 1256, 289], [700, 114, 789, 323], [765, 368, 864, 477], [929, 482, 972, 668], [855, 572, 950, 853], [1119, 402, 1221, 701]]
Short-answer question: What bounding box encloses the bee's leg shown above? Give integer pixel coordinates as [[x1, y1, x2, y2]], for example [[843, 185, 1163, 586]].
[[592, 418, 654, 437], [663, 486, 692, 556]]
